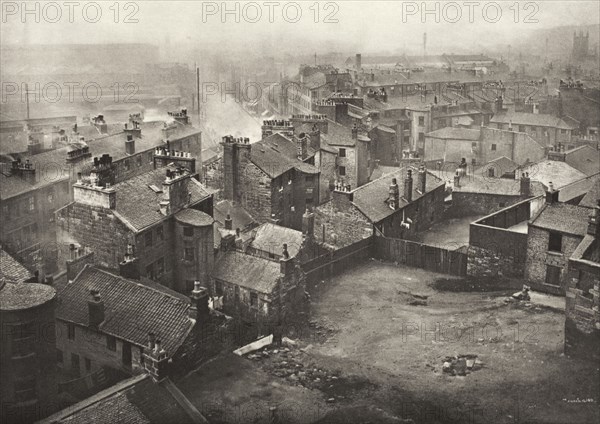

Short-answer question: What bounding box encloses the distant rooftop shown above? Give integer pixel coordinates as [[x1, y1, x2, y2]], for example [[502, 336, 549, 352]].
[[530, 203, 591, 236]]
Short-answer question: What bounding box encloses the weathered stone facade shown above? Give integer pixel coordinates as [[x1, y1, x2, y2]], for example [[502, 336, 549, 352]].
[[314, 192, 372, 249]]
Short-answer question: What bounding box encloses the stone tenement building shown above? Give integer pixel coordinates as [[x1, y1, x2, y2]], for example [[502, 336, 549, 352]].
[[1, 249, 58, 424], [423, 126, 546, 165], [490, 111, 574, 147], [0, 114, 202, 276], [56, 159, 215, 295], [565, 200, 600, 360], [525, 189, 593, 295], [55, 265, 196, 380], [221, 135, 319, 232]]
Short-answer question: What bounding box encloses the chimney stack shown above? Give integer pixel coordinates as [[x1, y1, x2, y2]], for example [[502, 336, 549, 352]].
[[355, 53, 362, 70], [417, 164, 426, 194], [520, 173, 531, 197], [191, 281, 210, 322], [88, 290, 105, 329], [403, 170, 413, 203], [545, 182, 559, 204], [119, 244, 140, 280], [297, 133, 308, 160], [351, 124, 358, 139], [389, 178, 400, 210], [125, 134, 135, 155], [280, 244, 293, 275], [302, 208, 315, 239], [454, 171, 461, 188], [143, 338, 169, 382], [224, 213, 233, 230], [587, 199, 600, 239]]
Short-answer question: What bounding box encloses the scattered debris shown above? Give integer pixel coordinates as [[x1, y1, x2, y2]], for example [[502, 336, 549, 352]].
[[408, 293, 428, 306], [511, 285, 531, 301], [442, 354, 482, 376]]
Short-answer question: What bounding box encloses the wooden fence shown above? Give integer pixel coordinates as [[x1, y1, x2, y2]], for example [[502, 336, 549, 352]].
[[303, 236, 374, 281], [373, 235, 467, 276]]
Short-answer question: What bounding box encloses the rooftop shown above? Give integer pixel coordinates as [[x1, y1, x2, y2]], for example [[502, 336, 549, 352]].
[[520, 160, 588, 190], [212, 251, 281, 294], [0, 281, 56, 311], [110, 167, 213, 231], [530, 203, 591, 236], [352, 166, 444, 223], [38, 374, 204, 424], [579, 177, 600, 208], [490, 111, 574, 130], [57, 265, 194, 354], [426, 127, 481, 141], [261, 132, 317, 160], [0, 248, 33, 284], [250, 140, 319, 179], [322, 120, 369, 147], [0, 120, 201, 200], [249, 222, 304, 258], [562, 145, 600, 177]]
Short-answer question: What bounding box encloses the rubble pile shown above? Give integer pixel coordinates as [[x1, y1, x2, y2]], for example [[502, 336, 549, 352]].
[[442, 354, 483, 376]]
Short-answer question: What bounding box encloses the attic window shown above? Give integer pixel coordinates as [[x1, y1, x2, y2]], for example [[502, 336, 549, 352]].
[[149, 185, 163, 193]]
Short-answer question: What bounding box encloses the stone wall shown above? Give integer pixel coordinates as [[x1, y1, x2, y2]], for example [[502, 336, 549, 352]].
[[525, 226, 583, 295], [451, 192, 523, 217], [314, 192, 372, 249], [565, 263, 600, 360]]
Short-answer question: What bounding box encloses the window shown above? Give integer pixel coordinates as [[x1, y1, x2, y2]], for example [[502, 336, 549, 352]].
[[519, 125, 525, 132], [107, 335, 116, 351], [545, 265, 561, 286], [145, 232, 153, 247], [488, 168, 495, 177], [530, 126, 536, 132], [14, 378, 36, 403], [184, 247, 195, 261], [146, 263, 154, 279], [156, 257, 165, 276], [472, 142, 477, 149], [418, 116, 425, 126], [156, 225, 164, 241], [561, 129, 567, 134], [339, 148, 346, 157], [183, 226, 194, 237], [215, 281, 223, 297], [491, 144, 497, 151], [136, 155, 142, 167], [67, 323, 75, 340], [71, 353, 80, 374], [548, 232, 562, 253], [250, 291, 258, 307], [57, 349, 63, 364], [338, 166, 346, 176], [124, 159, 130, 171], [47, 193, 54, 203], [28, 197, 35, 211], [418, 132, 425, 143], [85, 357, 91, 372]]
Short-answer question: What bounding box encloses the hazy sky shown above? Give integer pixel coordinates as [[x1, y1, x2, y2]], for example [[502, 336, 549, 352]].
[[1, 1, 599, 54]]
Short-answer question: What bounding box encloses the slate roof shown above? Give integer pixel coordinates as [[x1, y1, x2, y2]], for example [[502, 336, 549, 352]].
[[261, 133, 317, 160], [563, 145, 600, 177], [352, 166, 444, 223], [490, 111, 574, 129], [0, 281, 56, 311], [0, 248, 33, 283], [212, 251, 281, 294], [520, 160, 588, 189], [322, 120, 370, 147], [453, 175, 546, 196], [57, 265, 194, 354], [214, 200, 255, 230], [426, 127, 481, 141], [174, 208, 214, 227], [249, 223, 304, 258], [530, 203, 591, 236], [481, 156, 519, 175], [111, 167, 213, 231], [0, 121, 202, 200], [250, 140, 319, 179], [38, 374, 204, 424], [579, 177, 600, 208]]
